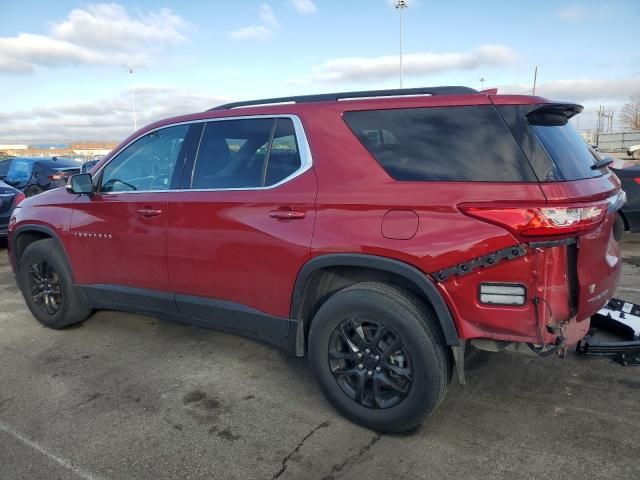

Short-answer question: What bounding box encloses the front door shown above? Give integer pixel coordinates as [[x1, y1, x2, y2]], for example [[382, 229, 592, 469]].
[[68, 124, 192, 298]]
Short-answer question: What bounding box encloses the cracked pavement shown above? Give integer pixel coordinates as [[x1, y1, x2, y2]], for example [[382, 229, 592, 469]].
[[0, 236, 639, 480]]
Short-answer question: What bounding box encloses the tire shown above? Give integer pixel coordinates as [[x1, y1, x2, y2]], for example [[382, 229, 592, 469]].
[[17, 239, 91, 329], [308, 282, 451, 433], [613, 213, 626, 242], [26, 185, 43, 197], [633, 150, 640, 160]]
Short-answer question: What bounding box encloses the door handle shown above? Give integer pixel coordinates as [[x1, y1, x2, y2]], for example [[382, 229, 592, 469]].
[[269, 208, 306, 220], [136, 208, 163, 218]]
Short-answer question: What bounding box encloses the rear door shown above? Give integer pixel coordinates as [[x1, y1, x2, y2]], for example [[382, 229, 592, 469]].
[[167, 115, 316, 320]]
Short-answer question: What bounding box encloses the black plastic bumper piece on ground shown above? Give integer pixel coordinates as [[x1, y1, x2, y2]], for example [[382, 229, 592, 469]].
[[576, 298, 640, 366]]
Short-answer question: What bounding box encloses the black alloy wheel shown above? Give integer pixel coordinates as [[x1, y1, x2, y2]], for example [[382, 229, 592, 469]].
[[27, 260, 62, 315], [18, 238, 91, 328], [329, 316, 413, 409]]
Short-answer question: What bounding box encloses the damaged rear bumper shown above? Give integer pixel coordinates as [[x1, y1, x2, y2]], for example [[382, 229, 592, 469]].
[[576, 298, 640, 365]]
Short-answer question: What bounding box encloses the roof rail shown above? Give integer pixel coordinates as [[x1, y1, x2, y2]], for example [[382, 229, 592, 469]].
[[209, 86, 479, 111]]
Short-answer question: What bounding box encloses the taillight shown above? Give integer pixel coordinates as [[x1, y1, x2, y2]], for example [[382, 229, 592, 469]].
[[634, 177, 640, 185], [460, 204, 607, 237], [14, 191, 25, 207], [48, 173, 70, 181]]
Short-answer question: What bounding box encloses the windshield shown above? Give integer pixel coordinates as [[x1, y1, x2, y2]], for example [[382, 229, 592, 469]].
[[6, 159, 33, 182]]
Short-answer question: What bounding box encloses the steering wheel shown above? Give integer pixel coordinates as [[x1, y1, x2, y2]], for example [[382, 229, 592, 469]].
[[102, 178, 137, 192]]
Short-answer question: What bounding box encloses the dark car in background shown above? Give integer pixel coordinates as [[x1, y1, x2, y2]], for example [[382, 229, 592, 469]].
[[612, 164, 640, 237], [80, 159, 100, 173], [3, 157, 80, 197], [0, 156, 14, 180], [0, 180, 24, 239]]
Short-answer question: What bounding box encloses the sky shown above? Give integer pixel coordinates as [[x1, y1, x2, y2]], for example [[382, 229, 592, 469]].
[[0, 0, 638, 142]]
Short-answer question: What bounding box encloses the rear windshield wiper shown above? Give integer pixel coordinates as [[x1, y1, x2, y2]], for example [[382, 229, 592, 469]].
[[591, 157, 613, 170]]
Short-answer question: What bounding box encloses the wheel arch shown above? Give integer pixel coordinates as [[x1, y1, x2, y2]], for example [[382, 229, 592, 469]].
[[291, 253, 460, 356], [11, 224, 72, 276]]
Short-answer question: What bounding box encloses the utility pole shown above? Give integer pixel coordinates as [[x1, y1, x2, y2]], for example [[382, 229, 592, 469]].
[[609, 109, 614, 132], [532, 66, 538, 95], [479, 77, 486, 90], [129, 68, 137, 132], [394, 0, 408, 88]]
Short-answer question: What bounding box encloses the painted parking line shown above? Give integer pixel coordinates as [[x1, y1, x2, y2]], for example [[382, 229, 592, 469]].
[[0, 420, 107, 480]]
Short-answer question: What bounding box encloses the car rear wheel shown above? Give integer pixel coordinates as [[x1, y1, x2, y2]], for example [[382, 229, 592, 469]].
[[308, 282, 450, 433], [26, 185, 43, 197], [17, 239, 91, 329], [633, 150, 640, 160]]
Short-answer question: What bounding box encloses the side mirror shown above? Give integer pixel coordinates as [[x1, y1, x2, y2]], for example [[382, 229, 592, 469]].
[[66, 173, 93, 195]]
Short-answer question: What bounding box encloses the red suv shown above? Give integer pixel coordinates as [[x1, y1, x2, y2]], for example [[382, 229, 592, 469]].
[[7, 87, 624, 432]]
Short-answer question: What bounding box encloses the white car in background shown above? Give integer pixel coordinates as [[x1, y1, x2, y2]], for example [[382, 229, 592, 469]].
[[628, 144, 640, 159]]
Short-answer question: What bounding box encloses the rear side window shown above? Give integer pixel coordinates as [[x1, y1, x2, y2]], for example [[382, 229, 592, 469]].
[[6, 159, 33, 182], [191, 117, 302, 189], [528, 110, 601, 180], [343, 106, 537, 182]]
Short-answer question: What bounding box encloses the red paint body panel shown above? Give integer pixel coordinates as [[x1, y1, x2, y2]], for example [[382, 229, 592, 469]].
[[68, 193, 171, 291], [166, 171, 317, 318], [9, 91, 622, 351]]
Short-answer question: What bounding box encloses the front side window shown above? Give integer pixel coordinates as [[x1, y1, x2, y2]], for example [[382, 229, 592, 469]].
[[191, 117, 302, 189], [100, 124, 189, 192]]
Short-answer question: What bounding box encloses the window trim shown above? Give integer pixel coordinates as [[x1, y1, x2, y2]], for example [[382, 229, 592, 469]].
[[93, 114, 313, 194]]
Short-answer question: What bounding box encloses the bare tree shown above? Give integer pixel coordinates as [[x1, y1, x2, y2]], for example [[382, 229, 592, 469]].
[[620, 95, 640, 131]]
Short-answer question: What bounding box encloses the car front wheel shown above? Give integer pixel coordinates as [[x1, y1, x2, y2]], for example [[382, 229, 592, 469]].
[[17, 239, 91, 329], [308, 282, 451, 433]]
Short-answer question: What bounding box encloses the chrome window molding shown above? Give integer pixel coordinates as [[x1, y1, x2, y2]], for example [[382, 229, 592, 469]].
[[93, 114, 313, 195]]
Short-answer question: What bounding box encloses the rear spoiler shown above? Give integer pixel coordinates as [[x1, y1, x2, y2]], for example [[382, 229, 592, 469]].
[[527, 103, 584, 125]]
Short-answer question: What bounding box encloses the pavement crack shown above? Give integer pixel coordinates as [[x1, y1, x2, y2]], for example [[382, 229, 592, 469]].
[[271, 420, 329, 479], [320, 432, 382, 480], [71, 393, 103, 409]]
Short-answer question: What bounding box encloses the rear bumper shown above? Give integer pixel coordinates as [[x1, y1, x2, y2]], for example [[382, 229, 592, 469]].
[[576, 298, 640, 365]]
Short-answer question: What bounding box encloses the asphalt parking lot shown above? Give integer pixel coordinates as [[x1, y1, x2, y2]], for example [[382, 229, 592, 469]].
[[0, 237, 639, 480]]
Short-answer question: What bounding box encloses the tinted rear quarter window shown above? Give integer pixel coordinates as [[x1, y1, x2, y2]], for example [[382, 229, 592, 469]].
[[528, 110, 601, 180], [343, 106, 537, 182]]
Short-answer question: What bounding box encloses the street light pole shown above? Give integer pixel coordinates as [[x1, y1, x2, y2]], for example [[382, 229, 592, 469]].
[[395, 0, 408, 88], [129, 68, 137, 132]]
